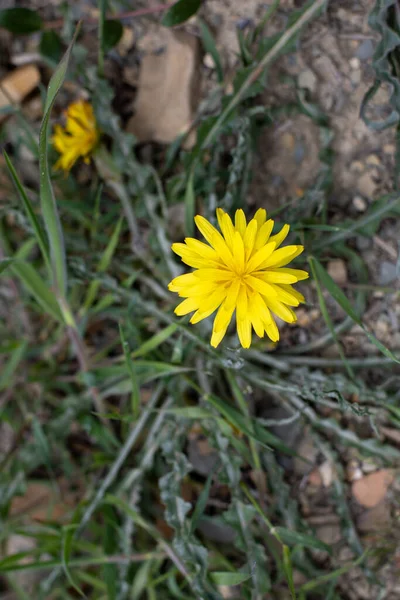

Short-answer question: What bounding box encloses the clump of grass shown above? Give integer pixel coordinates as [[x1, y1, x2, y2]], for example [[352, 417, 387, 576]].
[[0, 0, 399, 599]]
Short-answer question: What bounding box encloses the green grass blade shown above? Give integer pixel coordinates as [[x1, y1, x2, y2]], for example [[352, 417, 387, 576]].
[[0, 340, 27, 391], [8, 260, 63, 321], [282, 546, 297, 600], [4, 151, 50, 272], [119, 324, 141, 419], [82, 216, 123, 312], [308, 257, 354, 379], [39, 26, 80, 296], [184, 169, 196, 237], [132, 323, 178, 359], [98, 216, 123, 272], [190, 464, 218, 534], [187, 379, 297, 456], [0, 258, 13, 275], [274, 527, 331, 553], [199, 21, 224, 83], [210, 572, 251, 586], [98, 0, 106, 76], [311, 257, 400, 364], [61, 525, 87, 597]]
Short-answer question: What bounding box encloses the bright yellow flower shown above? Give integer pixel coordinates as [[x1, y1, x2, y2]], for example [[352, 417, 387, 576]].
[[168, 208, 309, 349], [52, 100, 99, 172]]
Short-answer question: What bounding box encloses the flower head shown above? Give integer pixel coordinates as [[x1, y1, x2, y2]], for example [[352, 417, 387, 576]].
[[168, 208, 309, 349], [52, 100, 99, 172]]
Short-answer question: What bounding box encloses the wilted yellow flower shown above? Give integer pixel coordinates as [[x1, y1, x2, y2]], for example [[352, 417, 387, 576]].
[[168, 208, 309, 349], [52, 100, 99, 172]]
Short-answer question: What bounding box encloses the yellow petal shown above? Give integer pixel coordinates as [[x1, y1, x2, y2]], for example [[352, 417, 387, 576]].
[[212, 299, 235, 334], [246, 241, 276, 272], [174, 297, 200, 316], [225, 279, 241, 311], [194, 215, 221, 246], [254, 219, 274, 251], [269, 224, 290, 248], [237, 317, 252, 348], [193, 268, 234, 281], [280, 284, 305, 303], [269, 284, 300, 306], [248, 294, 265, 338], [261, 245, 304, 269], [234, 209, 247, 236], [254, 208, 267, 228], [248, 291, 273, 324], [245, 275, 277, 298], [171, 243, 220, 269], [243, 219, 257, 260], [266, 298, 297, 323], [265, 318, 279, 342], [211, 324, 229, 348], [190, 287, 228, 324], [217, 209, 235, 251], [185, 238, 219, 260], [232, 231, 245, 273], [168, 273, 197, 291], [258, 270, 298, 284], [236, 284, 248, 320], [178, 281, 219, 297], [278, 268, 309, 281]]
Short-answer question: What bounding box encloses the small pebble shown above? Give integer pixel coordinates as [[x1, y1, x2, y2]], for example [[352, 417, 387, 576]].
[[379, 261, 398, 285], [350, 160, 364, 173], [203, 53, 215, 69], [327, 259, 348, 285], [366, 153, 381, 166], [357, 172, 377, 199], [298, 68, 317, 93], [356, 39, 375, 61], [383, 143, 396, 154], [353, 195, 367, 212], [349, 57, 360, 70]]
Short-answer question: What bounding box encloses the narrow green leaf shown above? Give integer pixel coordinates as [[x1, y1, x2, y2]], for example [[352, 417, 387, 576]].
[[309, 257, 354, 379], [274, 527, 332, 553], [0, 340, 27, 391], [197, 385, 297, 457], [311, 257, 400, 364], [162, 0, 202, 27], [4, 151, 51, 272], [282, 546, 297, 600], [184, 169, 195, 237], [32, 418, 52, 466], [83, 217, 123, 312], [98, 217, 123, 272], [98, 0, 107, 75], [132, 323, 178, 359], [190, 464, 218, 534], [0, 258, 13, 275], [164, 406, 214, 419], [9, 260, 63, 321], [61, 525, 85, 597], [199, 21, 224, 83], [119, 324, 141, 419], [211, 572, 251, 586], [0, 8, 42, 34], [300, 551, 368, 593], [39, 26, 80, 296], [103, 20, 123, 53]]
